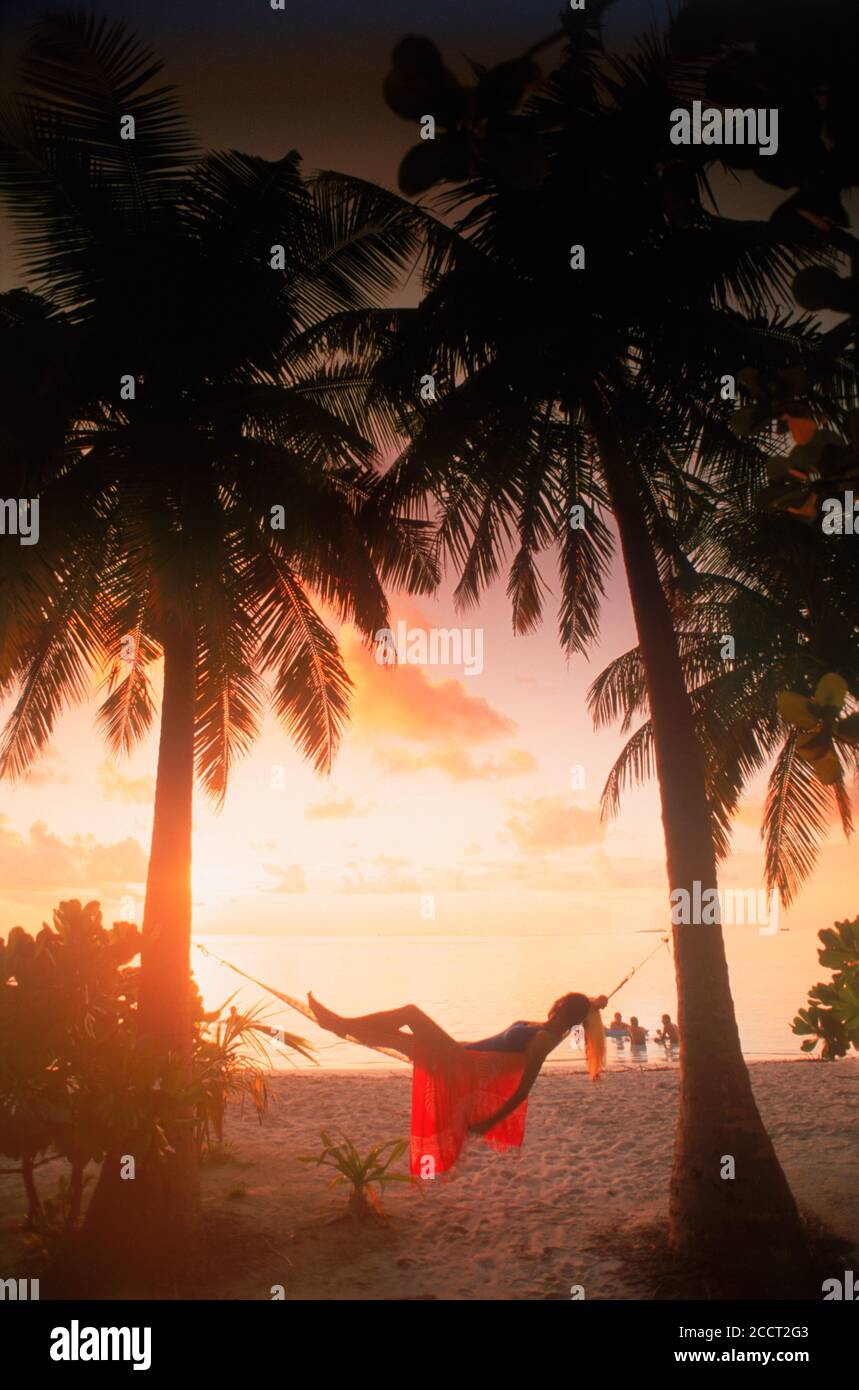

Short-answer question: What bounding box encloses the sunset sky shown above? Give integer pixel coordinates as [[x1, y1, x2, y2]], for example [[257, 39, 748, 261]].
[[0, 0, 854, 947]]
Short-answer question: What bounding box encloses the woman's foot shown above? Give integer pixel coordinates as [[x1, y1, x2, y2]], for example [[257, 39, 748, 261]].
[[308, 992, 348, 1037]]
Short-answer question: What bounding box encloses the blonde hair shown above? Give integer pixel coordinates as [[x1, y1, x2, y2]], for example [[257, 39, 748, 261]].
[[582, 1006, 606, 1082]]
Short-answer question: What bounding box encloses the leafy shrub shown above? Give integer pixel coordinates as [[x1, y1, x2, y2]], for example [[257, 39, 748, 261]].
[[793, 915, 859, 1059], [0, 900, 141, 1226], [0, 899, 312, 1231]]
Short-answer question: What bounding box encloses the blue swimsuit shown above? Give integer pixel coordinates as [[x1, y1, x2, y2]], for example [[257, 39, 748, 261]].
[[463, 1020, 546, 1053]]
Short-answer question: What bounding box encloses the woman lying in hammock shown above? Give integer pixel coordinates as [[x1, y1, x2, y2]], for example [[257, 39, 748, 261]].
[[308, 991, 607, 1177]]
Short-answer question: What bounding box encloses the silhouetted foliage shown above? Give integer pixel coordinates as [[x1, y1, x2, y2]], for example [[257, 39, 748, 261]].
[[0, 899, 308, 1238], [793, 915, 859, 1060]]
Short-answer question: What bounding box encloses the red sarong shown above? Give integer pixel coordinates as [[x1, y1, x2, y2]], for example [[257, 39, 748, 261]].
[[410, 1042, 530, 1176]]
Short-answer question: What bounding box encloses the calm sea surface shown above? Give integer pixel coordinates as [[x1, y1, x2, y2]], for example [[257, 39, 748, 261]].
[[194, 926, 823, 1072]]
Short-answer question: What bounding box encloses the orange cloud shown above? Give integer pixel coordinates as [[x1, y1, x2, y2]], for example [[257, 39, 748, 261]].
[[503, 795, 606, 852], [375, 746, 535, 781], [263, 863, 306, 894], [346, 636, 513, 745], [23, 750, 71, 787], [0, 815, 147, 891], [98, 761, 155, 805], [305, 795, 368, 820], [340, 631, 534, 784]]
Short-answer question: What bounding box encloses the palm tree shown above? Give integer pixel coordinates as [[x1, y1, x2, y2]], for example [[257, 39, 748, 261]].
[[591, 499, 859, 908], [0, 12, 436, 1270], [368, 22, 831, 1291]]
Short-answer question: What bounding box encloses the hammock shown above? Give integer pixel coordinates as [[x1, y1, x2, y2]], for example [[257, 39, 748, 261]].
[[194, 934, 671, 1064]]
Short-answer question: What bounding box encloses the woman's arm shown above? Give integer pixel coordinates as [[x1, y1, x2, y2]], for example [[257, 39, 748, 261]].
[[468, 1033, 553, 1136]]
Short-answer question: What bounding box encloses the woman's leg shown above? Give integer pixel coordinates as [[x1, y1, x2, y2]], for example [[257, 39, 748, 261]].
[[308, 994, 459, 1054]]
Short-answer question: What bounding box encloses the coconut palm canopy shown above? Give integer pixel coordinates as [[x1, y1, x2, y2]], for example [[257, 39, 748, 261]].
[[361, 21, 856, 912], [0, 12, 439, 795], [367, 27, 829, 651], [590, 505, 859, 906]]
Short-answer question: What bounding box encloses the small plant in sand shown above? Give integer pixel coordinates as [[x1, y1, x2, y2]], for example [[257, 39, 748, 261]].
[[299, 1131, 409, 1219], [200, 1140, 240, 1167], [793, 915, 859, 1060]]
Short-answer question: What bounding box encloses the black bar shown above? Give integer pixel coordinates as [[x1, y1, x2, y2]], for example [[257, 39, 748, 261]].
[[3, 1295, 852, 1375]]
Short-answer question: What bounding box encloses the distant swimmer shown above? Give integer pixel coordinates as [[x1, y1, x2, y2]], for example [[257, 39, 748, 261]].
[[628, 1015, 648, 1046], [654, 1013, 680, 1045], [609, 1011, 629, 1034]]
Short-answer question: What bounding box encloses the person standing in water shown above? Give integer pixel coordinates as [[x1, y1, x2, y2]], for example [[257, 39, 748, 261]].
[[655, 1013, 680, 1045], [628, 1016, 648, 1046]]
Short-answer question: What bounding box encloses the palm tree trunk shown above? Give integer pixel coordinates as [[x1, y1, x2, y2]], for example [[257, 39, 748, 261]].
[[136, 617, 199, 1251], [82, 619, 198, 1286], [592, 406, 811, 1296], [139, 618, 196, 1063]]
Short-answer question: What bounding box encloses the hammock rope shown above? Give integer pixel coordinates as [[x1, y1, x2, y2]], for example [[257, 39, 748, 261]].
[[605, 934, 671, 1001], [193, 942, 409, 1062]]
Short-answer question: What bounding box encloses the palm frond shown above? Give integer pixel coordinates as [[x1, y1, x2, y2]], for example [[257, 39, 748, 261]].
[[20, 11, 195, 201], [762, 734, 846, 908], [255, 561, 353, 775]]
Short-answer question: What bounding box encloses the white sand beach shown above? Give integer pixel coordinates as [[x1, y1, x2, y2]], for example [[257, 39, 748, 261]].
[[1, 1057, 855, 1300], [188, 1057, 859, 1300]]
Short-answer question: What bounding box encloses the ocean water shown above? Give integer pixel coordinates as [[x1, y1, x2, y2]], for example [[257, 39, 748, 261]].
[[193, 925, 824, 1071]]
